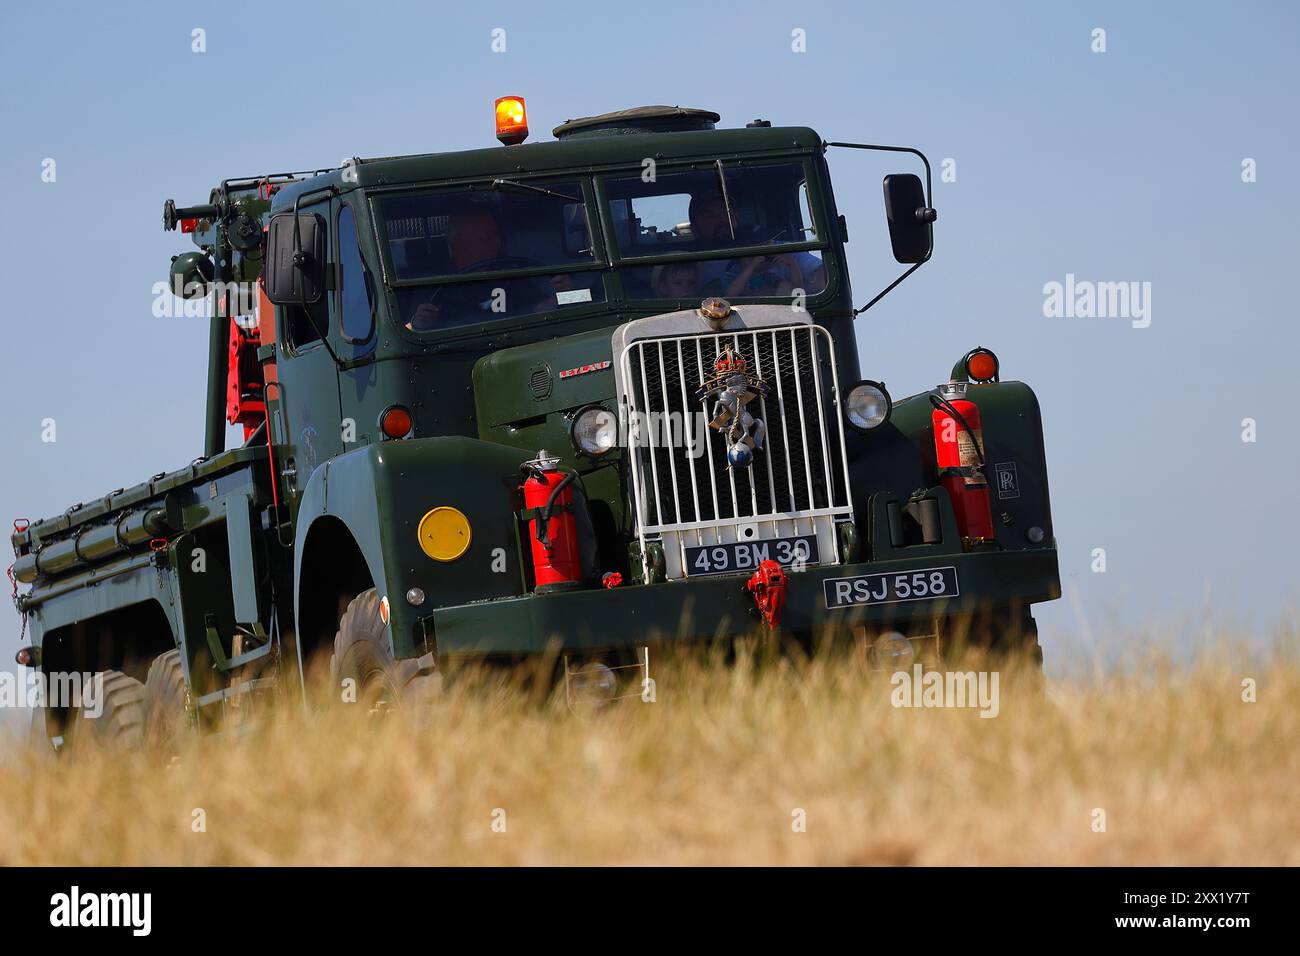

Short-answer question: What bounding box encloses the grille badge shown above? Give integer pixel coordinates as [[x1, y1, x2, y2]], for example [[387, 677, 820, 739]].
[[695, 345, 769, 468]]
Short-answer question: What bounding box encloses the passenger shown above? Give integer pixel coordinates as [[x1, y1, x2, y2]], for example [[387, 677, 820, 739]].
[[651, 261, 700, 299], [686, 192, 825, 298], [722, 253, 803, 299]]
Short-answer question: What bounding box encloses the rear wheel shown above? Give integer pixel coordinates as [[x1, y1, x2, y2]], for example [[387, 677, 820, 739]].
[[66, 670, 146, 753], [144, 650, 193, 759], [329, 588, 441, 712]]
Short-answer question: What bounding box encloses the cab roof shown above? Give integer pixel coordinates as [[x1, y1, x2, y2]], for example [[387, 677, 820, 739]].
[[272, 123, 823, 211]]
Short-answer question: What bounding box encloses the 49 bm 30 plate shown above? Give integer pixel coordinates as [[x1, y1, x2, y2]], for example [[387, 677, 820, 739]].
[[684, 534, 819, 577]]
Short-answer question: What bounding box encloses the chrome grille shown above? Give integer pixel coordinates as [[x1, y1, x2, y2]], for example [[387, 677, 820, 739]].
[[622, 325, 852, 534]]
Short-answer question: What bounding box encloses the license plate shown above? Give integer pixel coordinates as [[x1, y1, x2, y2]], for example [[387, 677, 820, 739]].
[[823, 566, 960, 609], [684, 535, 819, 577]]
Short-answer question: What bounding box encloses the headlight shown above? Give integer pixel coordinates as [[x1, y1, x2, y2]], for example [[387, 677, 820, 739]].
[[571, 406, 618, 456], [569, 662, 618, 705], [870, 632, 915, 671], [844, 381, 892, 431]]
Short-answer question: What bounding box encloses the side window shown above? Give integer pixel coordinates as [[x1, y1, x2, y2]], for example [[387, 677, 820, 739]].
[[337, 204, 375, 342]]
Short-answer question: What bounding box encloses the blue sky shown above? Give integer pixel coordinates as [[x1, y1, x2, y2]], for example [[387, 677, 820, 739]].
[[0, 0, 1296, 703]]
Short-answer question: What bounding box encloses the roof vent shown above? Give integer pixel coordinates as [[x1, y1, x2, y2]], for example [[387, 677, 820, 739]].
[[553, 106, 720, 140]]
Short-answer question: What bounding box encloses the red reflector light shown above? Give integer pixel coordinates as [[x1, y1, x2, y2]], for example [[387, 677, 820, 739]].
[[180, 218, 198, 234], [965, 348, 999, 382], [380, 406, 413, 439], [15, 647, 33, 667]]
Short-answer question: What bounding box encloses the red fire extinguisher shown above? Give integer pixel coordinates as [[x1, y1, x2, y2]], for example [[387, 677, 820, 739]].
[[522, 451, 582, 589], [931, 384, 996, 541]]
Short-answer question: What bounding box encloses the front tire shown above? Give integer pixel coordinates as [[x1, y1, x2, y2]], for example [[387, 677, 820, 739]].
[[329, 588, 441, 712]]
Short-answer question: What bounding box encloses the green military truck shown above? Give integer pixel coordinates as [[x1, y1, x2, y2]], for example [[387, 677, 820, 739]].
[[10, 102, 1059, 750]]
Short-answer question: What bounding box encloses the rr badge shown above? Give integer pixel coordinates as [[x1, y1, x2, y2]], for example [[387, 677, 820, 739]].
[[696, 344, 768, 468]]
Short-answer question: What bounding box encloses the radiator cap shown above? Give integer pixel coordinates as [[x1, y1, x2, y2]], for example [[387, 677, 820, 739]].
[[699, 296, 732, 328]]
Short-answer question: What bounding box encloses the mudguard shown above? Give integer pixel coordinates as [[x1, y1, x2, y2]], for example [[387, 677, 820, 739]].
[[292, 436, 530, 659], [848, 380, 1054, 555]]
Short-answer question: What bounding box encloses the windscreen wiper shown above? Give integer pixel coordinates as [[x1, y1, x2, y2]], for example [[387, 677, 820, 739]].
[[490, 179, 581, 203], [715, 160, 736, 241]]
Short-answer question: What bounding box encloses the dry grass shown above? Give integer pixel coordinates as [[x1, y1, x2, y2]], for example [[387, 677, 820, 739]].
[[1, 640, 1297, 866]]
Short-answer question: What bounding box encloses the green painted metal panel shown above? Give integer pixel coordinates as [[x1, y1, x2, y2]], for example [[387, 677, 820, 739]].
[[430, 548, 1061, 656], [226, 495, 260, 625]]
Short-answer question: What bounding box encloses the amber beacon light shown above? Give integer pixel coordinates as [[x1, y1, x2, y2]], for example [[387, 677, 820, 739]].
[[495, 96, 529, 145]]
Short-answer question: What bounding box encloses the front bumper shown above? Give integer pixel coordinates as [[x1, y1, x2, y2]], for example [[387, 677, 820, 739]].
[[427, 548, 1060, 657]]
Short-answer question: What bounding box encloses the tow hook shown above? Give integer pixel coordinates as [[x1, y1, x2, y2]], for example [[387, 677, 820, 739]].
[[745, 559, 787, 628]]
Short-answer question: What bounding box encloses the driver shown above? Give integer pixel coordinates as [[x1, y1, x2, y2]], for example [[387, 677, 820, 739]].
[[447, 206, 505, 271], [407, 207, 548, 330]]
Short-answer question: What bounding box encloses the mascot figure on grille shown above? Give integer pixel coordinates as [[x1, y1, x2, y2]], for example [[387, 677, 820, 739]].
[[696, 344, 769, 468]]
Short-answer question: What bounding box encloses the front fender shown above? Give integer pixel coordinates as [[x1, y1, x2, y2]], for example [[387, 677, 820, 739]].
[[847, 380, 1055, 554], [293, 436, 530, 659]]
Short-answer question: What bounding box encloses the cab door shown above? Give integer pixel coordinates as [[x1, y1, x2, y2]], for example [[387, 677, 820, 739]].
[[332, 198, 388, 449]]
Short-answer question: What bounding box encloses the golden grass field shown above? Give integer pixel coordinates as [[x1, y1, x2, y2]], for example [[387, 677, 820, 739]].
[[2, 638, 1297, 866]]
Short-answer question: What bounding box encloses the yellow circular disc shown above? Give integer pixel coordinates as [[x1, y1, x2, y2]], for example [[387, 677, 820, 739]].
[[417, 507, 472, 562]]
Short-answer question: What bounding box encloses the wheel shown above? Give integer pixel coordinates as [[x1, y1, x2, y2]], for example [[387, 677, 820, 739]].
[[66, 670, 146, 752], [977, 609, 1043, 667], [329, 588, 441, 712], [941, 609, 1044, 669], [143, 649, 193, 758], [995, 611, 1044, 668]]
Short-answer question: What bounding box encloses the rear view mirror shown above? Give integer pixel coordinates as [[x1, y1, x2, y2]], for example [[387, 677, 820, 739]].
[[883, 173, 935, 264], [265, 213, 326, 305]]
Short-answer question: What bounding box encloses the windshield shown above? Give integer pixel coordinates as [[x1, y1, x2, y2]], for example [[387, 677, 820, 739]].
[[380, 180, 604, 331], [604, 162, 827, 300]]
